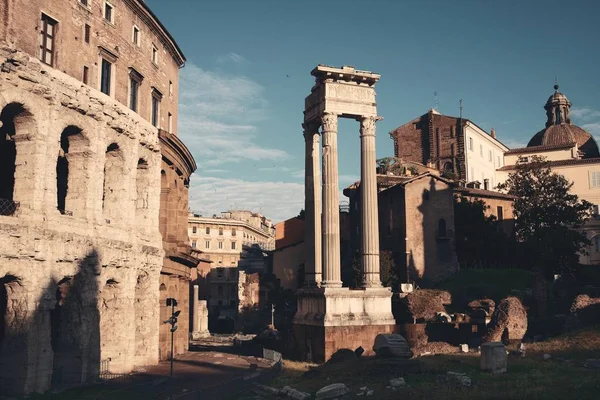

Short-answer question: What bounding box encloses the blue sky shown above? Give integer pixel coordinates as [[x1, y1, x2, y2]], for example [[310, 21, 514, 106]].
[[146, 0, 600, 222]]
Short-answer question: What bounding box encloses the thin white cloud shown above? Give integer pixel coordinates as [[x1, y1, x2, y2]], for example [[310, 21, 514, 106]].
[[571, 107, 600, 121], [582, 123, 600, 137], [500, 138, 527, 150], [216, 52, 247, 64], [188, 174, 304, 222], [178, 63, 291, 167]]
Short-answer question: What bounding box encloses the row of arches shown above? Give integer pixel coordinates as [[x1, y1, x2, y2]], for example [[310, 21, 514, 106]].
[[0, 268, 155, 393], [0, 101, 155, 224]]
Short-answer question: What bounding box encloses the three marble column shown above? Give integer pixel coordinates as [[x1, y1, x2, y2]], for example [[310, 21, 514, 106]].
[[303, 113, 382, 288]]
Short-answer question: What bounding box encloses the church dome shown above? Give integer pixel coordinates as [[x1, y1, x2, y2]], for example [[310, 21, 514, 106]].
[[527, 85, 600, 158]]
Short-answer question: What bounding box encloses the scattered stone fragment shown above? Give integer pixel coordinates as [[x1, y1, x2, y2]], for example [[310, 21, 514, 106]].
[[460, 344, 469, 353], [435, 311, 452, 323], [583, 359, 600, 369], [484, 297, 528, 342], [366, 390, 374, 396], [543, 354, 551, 360], [373, 334, 413, 358], [438, 371, 471, 387], [389, 377, 406, 388], [315, 383, 350, 400]]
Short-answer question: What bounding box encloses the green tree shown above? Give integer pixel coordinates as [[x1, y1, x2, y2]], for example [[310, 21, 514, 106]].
[[496, 156, 593, 279]]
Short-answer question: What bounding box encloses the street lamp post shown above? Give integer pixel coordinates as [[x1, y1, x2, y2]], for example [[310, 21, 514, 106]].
[[164, 297, 180, 400]]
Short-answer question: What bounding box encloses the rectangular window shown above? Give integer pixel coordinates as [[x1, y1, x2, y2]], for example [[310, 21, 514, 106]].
[[218, 241, 223, 249], [219, 228, 223, 236], [132, 26, 140, 45], [82, 66, 89, 84], [488, 150, 492, 162], [104, 2, 114, 23], [168, 112, 173, 133], [129, 77, 138, 112], [231, 242, 236, 250], [100, 58, 111, 95], [192, 226, 197, 233], [497, 156, 501, 167], [480, 144, 483, 157], [232, 229, 236, 237], [39, 14, 57, 67], [468, 137, 473, 151], [152, 45, 158, 64], [205, 227, 210, 234], [191, 241, 196, 249], [80, 0, 89, 6], [169, 80, 173, 96], [151, 89, 162, 127], [497, 206, 504, 221], [205, 240, 210, 249], [590, 171, 600, 188], [84, 24, 90, 43]]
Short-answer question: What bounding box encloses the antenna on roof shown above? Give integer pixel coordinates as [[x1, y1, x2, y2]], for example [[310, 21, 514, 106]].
[[434, 91, 438, 111]]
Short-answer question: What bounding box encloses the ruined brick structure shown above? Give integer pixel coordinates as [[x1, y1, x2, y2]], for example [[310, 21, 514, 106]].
[[390, 109, 467, 179], [345, 173, 458, 284], [0, 0, 191, 394]]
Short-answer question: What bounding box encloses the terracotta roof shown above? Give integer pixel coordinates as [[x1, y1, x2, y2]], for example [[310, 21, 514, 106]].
[[527, 124, 599, 158], [453, 186, 516, 200], [505, 142, 576, 155], [498, 157, 600, 171]]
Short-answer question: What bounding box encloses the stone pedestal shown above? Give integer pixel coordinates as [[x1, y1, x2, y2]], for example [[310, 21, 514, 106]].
[[480, 342, 507, 373], [191, 300, 209, 339], [292, 287, 395, 363]]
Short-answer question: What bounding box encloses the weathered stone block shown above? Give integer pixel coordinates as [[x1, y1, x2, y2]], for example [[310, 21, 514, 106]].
[[480, 342, 507, 373]]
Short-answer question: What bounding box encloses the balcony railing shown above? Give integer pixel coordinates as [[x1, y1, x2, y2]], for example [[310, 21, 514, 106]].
[[0, 198, 19, 216]]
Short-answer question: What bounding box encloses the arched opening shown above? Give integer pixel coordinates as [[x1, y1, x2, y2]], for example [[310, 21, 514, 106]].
[[0, 275, 27, 392], [159, 169, 168, 238], [0, 103, 35, 212], [135, 158, 151, 224], [50, 277, 84, 386], [438, 218, 447, 238], [443, 161, 453, 172], [56, 126, 86, 214], [102, 143, 125, 222]]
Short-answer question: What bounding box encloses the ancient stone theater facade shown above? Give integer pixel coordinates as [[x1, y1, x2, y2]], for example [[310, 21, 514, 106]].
[[0, 0, 187, 394]]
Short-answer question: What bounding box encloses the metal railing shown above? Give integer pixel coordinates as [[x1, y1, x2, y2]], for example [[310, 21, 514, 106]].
[[0, 198, 19, 216]]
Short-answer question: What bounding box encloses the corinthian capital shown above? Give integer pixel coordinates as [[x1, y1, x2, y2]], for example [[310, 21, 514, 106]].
[[360, 116, 381, 137], [321, 113, 338, 133]]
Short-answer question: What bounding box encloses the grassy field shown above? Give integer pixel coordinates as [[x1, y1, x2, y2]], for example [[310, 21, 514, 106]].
[[261, 326, 600, 400]]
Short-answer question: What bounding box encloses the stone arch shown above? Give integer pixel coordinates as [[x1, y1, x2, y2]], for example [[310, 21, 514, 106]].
[[0, 103, 36, 211], [0, 275, 28, 392], [102, 143, 126, 223], [443, 161, 453, 172], [56, 126, 88, 215]]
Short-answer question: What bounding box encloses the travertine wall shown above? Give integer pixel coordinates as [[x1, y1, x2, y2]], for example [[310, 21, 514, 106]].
[[0, 46, 163, 394]]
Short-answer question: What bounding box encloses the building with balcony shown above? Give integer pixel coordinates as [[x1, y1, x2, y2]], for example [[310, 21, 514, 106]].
[[0, 0, 192, 394]]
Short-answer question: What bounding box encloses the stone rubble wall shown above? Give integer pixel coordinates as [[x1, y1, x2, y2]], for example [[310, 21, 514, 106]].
[[0, 45, 164, 395]]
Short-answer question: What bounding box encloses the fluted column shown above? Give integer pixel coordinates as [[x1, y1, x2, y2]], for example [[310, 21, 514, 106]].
[[303, 122, 322, 287], [360, 116, 382, 287], [321, 113, 342, 287]]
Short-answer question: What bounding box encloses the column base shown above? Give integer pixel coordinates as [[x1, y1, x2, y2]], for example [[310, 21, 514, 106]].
[[292, 287, 396, 363]]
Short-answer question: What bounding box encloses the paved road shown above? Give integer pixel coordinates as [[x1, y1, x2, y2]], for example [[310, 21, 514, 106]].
[[90, 344, 276, 400]]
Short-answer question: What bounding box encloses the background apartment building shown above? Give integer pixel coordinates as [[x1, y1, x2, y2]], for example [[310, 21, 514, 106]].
[[390, 109, 508, 190]]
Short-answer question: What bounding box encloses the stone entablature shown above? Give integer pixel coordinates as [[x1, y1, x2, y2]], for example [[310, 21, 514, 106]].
[[0, 46, 163, 394]]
